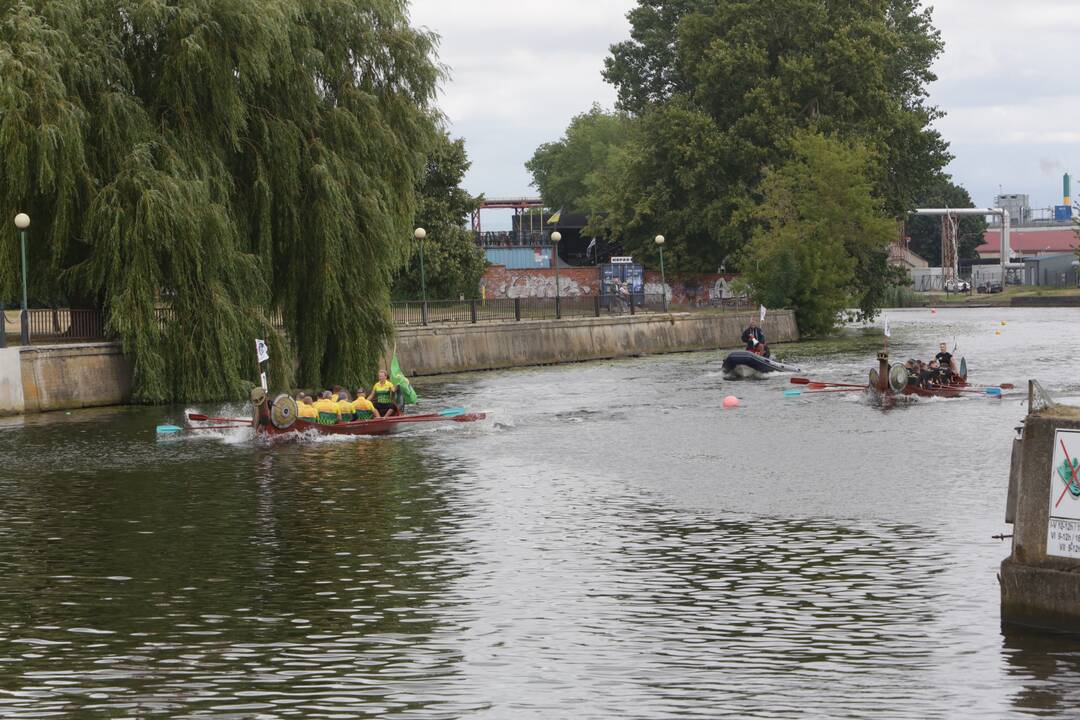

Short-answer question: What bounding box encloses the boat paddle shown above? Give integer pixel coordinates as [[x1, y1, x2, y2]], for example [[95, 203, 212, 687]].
[[790, 377, 868, 389], [438, 407, 467, 417], [188, 413, 253, 424]]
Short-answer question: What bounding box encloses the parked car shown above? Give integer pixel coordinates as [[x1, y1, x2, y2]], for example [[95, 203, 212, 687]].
[[944, 279, 970, 293], [976, 281, 1003, 294]]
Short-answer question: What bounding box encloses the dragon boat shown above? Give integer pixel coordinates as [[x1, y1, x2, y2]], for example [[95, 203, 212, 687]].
[[167, 388, 486, 439], [787, 352, 1012, 401]]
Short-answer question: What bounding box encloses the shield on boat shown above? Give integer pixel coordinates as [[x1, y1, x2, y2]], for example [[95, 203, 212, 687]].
[[869, 368, 879, 388], [889, 364, 908, 392], [270, 394, 297, 430], [959, 357, 968, 380]]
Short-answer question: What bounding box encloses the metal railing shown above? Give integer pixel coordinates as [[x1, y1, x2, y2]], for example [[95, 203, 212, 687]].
[[391, 293, 671, 326], [3, 292, 751, 344], [21, 308, 106, 344]]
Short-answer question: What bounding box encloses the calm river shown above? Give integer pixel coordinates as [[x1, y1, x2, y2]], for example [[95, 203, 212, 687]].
[[2, 307, 1080, 719]]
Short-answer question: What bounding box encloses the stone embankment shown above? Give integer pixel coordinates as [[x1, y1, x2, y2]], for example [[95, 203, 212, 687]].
[[395, 309, 797, 376], [0, 309, 797, 415]]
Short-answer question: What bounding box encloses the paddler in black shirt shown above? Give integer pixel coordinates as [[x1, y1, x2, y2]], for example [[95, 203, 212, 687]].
[[934, 342, 955, 372]]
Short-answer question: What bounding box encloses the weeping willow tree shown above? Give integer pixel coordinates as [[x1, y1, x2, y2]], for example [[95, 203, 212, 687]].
[[0, 0, 440, 402]]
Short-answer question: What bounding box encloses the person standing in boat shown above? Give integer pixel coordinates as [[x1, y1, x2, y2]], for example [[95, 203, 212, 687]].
[[934, 342, 956, 373], [368, 370, 399, 417], [741, 319, 766, 355]]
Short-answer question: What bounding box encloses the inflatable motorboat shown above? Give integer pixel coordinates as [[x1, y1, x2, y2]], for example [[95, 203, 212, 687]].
[[721, 350, 802, 379]]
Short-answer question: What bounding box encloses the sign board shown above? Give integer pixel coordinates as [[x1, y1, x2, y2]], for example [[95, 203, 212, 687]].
[[1055, 205, 1073, 222], [255, 338, 270, 363], [259, 372, 268, 391], [1047, 429, 1080, 558], [610, 256, 633, 264]]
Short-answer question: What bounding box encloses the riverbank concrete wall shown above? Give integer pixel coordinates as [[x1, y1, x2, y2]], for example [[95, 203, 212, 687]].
[[0, 310, 796, 415], [0, 343, 133, 416], [395, 309, 798, 376], [1001, 404, 1080, 633]]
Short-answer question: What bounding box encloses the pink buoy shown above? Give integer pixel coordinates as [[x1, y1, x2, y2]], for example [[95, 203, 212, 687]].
[[723, 395, 740, 409]]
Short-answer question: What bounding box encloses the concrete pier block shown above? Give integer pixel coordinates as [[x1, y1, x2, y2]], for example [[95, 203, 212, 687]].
[[1001, 405, 1080, 632]]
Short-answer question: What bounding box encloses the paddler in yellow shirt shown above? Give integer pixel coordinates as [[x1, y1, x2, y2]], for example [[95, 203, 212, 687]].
[[352, 388, 380, 420], [367, 370, 398, 417], [297, 395, 318, 422], [313, 391, 340, 424], [335, 391, 355, 422]]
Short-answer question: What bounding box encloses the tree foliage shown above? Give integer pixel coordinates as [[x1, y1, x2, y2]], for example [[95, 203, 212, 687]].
[[738, 132, 901, 336], [905, 175, 987, 262], [394, 133, 485, 301], [0, 0, 440, 401], [532, 0, 952, 282], [526, 105, 632, 216]]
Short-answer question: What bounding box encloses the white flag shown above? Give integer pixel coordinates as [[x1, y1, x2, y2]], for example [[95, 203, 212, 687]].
[[759, 305, 767, 322], [883, 314, 891, 338], [259, 372, 268, 391], [255, 338, 270, 363]]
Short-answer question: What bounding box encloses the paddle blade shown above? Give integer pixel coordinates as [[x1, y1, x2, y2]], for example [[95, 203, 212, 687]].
[[188, 413, 210, 422], [783, 390, 802, 398], [1000, 384, 1015, 390], [156, 425, 183, 434], [790, 378, 812, 385], [438, 407, 466, 417]]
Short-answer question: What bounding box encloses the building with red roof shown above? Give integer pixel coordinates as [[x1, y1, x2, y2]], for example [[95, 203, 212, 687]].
[[978, 227, 1078, 260]]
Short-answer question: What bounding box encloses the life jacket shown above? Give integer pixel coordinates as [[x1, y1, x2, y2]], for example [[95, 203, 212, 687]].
[[297, 403, 318, 420]]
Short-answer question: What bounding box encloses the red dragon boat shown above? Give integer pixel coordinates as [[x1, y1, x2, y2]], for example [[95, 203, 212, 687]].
[[179, 388, 486, 439], [789, 352, 1011, 401]]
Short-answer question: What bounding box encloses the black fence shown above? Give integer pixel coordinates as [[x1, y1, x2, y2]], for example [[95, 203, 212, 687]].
[[391, 294, 669, 326], [3, 292, 738, 344]]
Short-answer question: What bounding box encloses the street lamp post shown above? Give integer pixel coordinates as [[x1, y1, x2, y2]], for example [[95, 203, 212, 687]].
[[14, 213, 30, 345], [414, 227, 427, 325], [654, 234, 666, 311], [550, 231, 562, 319]]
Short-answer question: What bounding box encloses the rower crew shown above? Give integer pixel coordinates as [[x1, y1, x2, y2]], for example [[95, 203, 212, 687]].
[[368, 370, 398, 417], [352, 389, 379, 420], [336, 391, 355, 422], [297, 395, 318, 421], [904, 359, 920, 386], [742, 319, 766, 355], [313, 391, 340, 424]]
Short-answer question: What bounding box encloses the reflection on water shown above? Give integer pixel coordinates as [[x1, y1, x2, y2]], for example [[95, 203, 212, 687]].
[[0, 307, 1078, 718]]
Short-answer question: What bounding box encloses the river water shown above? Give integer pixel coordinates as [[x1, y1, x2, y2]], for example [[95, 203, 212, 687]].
[[1, 307, 1079, 719]]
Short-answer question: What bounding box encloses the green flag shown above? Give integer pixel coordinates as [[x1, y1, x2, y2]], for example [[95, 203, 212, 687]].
[[390, 353, 418, 405]]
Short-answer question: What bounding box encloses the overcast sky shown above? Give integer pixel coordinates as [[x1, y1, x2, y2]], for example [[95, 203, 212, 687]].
[[410, 0, 1078, 228]]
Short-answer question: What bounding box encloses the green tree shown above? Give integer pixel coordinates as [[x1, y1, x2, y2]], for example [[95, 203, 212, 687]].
[[586, 0, 951, 271], [394, 133, 486, 301], [0, 0, 440, 401], [905, 175, 987, 262], [738, 132, 900, 336], [526, 105, 633, 215]]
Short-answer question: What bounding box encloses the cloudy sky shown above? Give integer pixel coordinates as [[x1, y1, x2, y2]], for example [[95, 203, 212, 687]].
[[410, 0, 1077, 228]]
